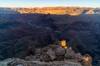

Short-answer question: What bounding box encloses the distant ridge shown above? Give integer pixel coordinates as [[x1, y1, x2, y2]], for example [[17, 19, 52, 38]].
[[0, 8, 17, 14], [0, 7, 100, 15], [15, 7, 95, 16]]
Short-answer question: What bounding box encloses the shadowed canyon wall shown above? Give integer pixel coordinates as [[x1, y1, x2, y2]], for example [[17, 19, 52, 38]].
[[0, 7, 100, 66]]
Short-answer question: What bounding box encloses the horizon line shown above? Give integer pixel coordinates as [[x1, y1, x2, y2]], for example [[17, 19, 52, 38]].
[[0, 6, 98, 8]]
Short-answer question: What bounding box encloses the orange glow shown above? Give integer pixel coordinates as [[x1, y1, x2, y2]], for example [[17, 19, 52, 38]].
[[83, 56, 89, 62], [60, 40, 68, 49]]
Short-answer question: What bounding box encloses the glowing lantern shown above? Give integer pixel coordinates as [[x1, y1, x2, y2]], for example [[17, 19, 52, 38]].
[[60, 40, 68, 49]]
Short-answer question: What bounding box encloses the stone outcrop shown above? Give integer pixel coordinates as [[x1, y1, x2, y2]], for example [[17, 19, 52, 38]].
[[0, 41, 92, 66], [0, 58, 82, 66]]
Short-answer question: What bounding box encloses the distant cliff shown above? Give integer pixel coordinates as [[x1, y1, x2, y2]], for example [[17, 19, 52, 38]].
[[16, 7, 94, 16], [0, 8, 17, 14]]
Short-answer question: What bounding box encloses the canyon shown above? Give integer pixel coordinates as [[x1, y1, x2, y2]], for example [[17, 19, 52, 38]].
[[0, 7, 100, 66]]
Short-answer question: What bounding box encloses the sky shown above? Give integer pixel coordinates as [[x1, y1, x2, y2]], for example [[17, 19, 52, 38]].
[[0, 0, 100, 8]]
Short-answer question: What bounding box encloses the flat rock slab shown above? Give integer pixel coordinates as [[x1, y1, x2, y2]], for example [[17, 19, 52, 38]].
[[27, 61, 82, 66], [9, 58, 82, 66]]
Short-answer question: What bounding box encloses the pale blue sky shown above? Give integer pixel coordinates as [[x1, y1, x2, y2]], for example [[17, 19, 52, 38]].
[[0, 0, 100, 8]]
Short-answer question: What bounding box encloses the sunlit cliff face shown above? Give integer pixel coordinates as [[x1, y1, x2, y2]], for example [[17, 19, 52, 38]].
[[85, 9, 94, 15], [60, 40, 68, 49], [16, 7, 94, 16]]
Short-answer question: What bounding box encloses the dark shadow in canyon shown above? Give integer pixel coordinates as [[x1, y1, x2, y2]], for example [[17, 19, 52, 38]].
[[0, 11, 100, 65]]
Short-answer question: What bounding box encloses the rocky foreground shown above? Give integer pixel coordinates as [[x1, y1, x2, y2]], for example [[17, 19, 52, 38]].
[[0, 58, 82, 66], [0, 40, 92, 66]]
